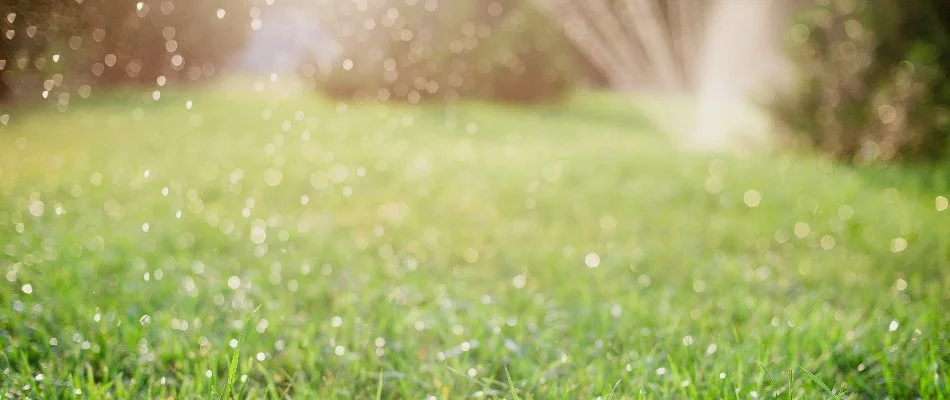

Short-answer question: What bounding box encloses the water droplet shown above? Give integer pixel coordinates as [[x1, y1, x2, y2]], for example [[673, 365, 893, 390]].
[[21, 284, 32, 294], [891, 237, 907, 253], [512, 274, 527, 289], [462, 248, 480, 263], [250, 226, 267, 245], [895, 279, 907, 291], [331, 316, 343, 327], [227, 276, 241, 289], [610, 304, 622, 317], [28, 200, 45, 217], [216, 8, 226, 19], [936, 196, 948, 212], [264, 168, 282, 187], [793, 222, 810, 239], [820, 235, 835, 250], [743, 189, 761, 207], [256, 352, 265, 361], [185, 100, 192, 110], [584, 252, 601, 268], [888, 320, 899, 332], [139, 314, 151, 325]]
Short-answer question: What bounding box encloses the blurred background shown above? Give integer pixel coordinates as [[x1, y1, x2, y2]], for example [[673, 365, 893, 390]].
[[3, 1, 950, 398], [1, 0, 947, 160]]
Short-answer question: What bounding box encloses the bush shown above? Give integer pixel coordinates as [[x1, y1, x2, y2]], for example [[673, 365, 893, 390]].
[[307, 0, 577, 104], [1, 0, 250, 104], [769, 0, 950, 164]]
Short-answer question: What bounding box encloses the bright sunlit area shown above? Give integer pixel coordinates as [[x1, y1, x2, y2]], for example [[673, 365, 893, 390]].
[[1, 0, 949, 398]]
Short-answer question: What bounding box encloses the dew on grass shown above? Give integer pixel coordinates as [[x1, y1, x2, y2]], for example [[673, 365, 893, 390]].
[[889, 320, 899, 332], [637, 275, 651, 287], [794, 222, 810, 238], [264, 168, 283, 187], [256, 319, 268, 333], [656, 367, 666, 376], [249, 225, 267, 244], [937, 196, 949, 211], [331, 316, 343, 327], [692, 280, 706, 293], [334, 346, 345, 356], [743, 189, 761, 207], [467, 368, 477, 377], [706, 343, 718, 355], [21, 284, 32, 294], [256, 352, 266, 361], [463, 248, 480, 263], [512, 274, 527, 288], [895, 278, 907, 291], [205, 370, 212, 378], [228, 276, 241, 289], [139, 314, 151, 325], [229, 339, 238, 348], [611, 304, 622, 317], [584, 252, 601, 268], [891, 237, 907, 253], [28, 200, 45, 217]]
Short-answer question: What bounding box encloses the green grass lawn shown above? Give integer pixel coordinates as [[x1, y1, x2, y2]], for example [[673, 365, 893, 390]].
[[1, 85, 948, 399]]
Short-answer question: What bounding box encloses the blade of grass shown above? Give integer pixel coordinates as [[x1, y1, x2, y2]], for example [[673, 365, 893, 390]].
[[376, 369, 384, 400], [798, 366, 836, 398], [220, 305, 261, 400], [504, 365, 521, 400]]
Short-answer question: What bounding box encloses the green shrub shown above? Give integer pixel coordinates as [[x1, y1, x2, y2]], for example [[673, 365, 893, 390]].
[[769, 0, 950, 164], [1, 0, 250, 103], [308, 0, 576, 104]]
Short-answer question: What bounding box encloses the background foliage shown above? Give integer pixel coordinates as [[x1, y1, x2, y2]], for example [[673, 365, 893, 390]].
[[0, 0, 250, 104], [769, 0, 950, 163], [308, 0, 580, 103]]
